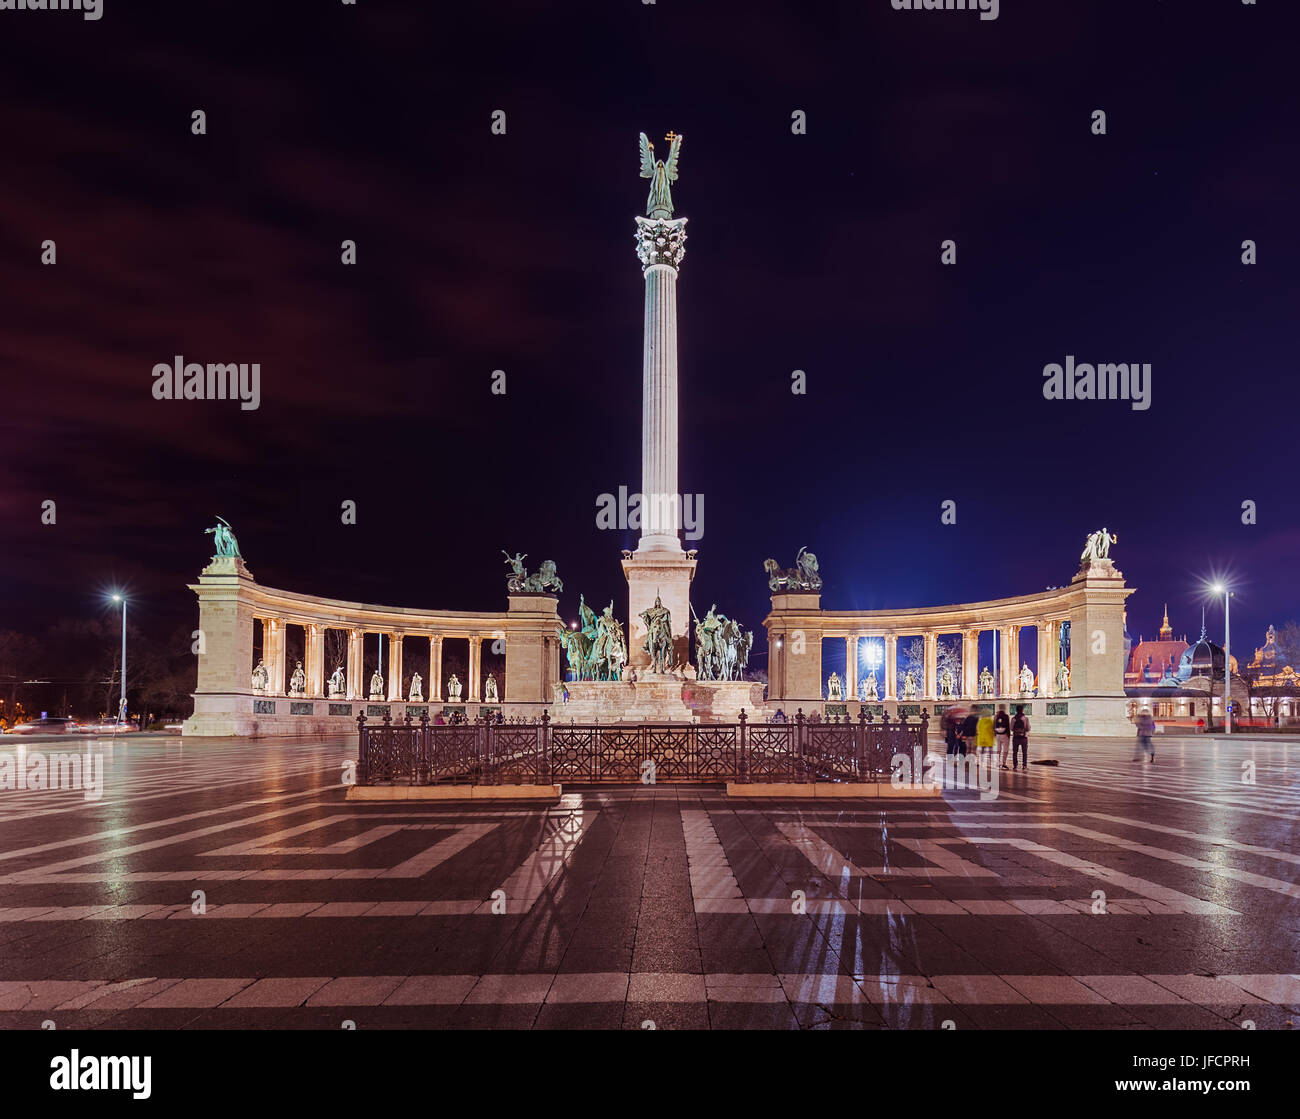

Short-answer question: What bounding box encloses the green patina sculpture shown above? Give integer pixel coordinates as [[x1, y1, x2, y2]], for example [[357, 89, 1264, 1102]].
[[557, 594, 628, 682], [640, 593, 674, 674], [692, 603, 752, 682], [639, 131, 682, 219], [205, 516, 241, 558]]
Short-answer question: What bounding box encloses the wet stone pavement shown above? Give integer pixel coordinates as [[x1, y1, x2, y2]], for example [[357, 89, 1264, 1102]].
[[0, 732, 1296, 1029]]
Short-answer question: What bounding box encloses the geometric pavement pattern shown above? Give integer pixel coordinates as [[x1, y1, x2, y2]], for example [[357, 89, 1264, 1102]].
[[0, 732, 1296, 1029]]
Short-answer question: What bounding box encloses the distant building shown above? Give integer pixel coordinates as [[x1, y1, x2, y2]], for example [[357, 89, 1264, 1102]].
[[1124, 604, 1189, 687]]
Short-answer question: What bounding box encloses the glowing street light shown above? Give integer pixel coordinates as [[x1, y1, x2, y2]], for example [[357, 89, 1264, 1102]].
[[109, 593, 127, 728], [1209, 582, 1233, 735]]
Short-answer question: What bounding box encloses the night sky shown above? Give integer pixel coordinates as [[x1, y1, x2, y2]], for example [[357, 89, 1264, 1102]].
[[2, 1, 1298, 677]]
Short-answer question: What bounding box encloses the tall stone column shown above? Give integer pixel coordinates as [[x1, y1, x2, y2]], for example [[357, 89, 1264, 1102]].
[[623, 212, 696, 668], [386, 634, 404, 702], [268, 618, 287, 696], [962, 630, 978, 697], [305, 624, 324, 697], [923, 632, 937, 700], [469, 637, 483, 701], [1039, 621, 1055, 697], [884, 634, 898, 700], [429, 636, 442, 702], [997, 626, 1012, 695], [1009, 625, 1022, 693], [348, 629, 364, 696], [845, 636, 858, 700]]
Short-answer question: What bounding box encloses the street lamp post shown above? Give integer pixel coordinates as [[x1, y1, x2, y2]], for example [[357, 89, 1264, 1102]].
[[1211, 583, 1232, 735], [111, 594, 127, 728]]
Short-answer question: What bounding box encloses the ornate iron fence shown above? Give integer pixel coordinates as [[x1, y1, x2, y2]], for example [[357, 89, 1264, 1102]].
[[356, 708, 929, 787]]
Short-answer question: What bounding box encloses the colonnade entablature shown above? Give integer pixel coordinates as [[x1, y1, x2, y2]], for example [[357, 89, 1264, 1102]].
[[763, 550, 1134, 735], [183, 555, 562, 735]]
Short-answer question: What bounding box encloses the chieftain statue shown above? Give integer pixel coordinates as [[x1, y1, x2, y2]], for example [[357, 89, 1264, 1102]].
[[639, 131, 682, 219], [556, 596, 628, 682], [763, 546, 823, 592], [694, 604, 752, 682], [639, 593, 674, 674], [1080, 527, 1117, 564], [205, 516, 242, 558], [502, 551, 563, 593]]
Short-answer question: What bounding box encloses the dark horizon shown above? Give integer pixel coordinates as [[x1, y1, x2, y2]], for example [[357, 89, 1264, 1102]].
[[2, 1, 1298, 675]]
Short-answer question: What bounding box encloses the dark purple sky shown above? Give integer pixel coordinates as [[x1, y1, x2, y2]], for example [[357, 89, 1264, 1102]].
[[2, 0, 1297, 673]]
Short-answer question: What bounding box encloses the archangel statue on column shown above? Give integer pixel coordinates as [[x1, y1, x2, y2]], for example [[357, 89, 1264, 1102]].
[[640, 131, 682, 219]]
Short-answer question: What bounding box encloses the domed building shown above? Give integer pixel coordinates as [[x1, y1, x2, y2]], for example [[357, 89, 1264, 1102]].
[[1124, 608, 1246, 726]]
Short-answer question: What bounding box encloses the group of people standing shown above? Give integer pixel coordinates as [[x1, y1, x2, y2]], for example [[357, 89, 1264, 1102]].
[[942, 703, 1032, 770]]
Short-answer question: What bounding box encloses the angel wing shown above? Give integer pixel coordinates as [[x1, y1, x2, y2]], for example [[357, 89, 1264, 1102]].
[[638, 132, 656, 179], [664, 133, 682, 182]]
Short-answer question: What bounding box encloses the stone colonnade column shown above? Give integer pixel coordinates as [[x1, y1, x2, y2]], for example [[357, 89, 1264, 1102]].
[[845, 636, 857, 700], [306, 624, 324, 697], [923, 632, 937, 700], [1009, 625, 1022, 692], [997, 626, 1012, 695], [884, 634, 898, 700], [429, 636, 442, 702], [962, 630, 978, 697], [267, 618, 287, 695], [347, 628, 364, 700], [387, 634, 404, 702], [469, 637, 483, 702], [1039, 621, 1055, 697]]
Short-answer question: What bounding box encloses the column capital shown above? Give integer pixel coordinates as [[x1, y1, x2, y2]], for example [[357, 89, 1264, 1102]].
[[635, 215, 687, 270]]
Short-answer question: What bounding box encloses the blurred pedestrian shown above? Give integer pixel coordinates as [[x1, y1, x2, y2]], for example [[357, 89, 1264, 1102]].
[[1011, 705, 1031, 769], [1133, 708, 1156, 762], [993, 703, 1011, 769]]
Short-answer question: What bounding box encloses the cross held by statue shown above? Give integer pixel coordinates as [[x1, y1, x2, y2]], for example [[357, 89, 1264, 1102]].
[[665, 130, 678, 143]]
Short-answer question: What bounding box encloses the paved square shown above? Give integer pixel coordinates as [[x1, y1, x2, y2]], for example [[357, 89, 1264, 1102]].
[[0, 732, 1296, 1029]]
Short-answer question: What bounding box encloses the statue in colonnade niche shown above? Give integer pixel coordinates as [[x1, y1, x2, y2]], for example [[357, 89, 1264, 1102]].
[[826, 671, 843, 701], [1018, 663, 1035, 697], [484, 674, 499, 703], [860, 671, 879, 702], [938, 668, 955, 699], [409, 673, 423, 702], [327, 666, 346, 699], [447, 674, 463, 701], [289, 661, 306, 697], [369, 670, 384, 700], [251, 660, 269, 694], [979, 666, 995, 698], [1056, 661, 1070, 694], [901, 671, 917, 701]]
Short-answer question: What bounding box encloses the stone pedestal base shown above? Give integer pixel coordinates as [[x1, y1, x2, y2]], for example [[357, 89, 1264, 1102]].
[[682, 681, 767, 722], [552, 678, 695, 723], [622, 548, 697, 670], [1053, 694, 1135, 737]]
